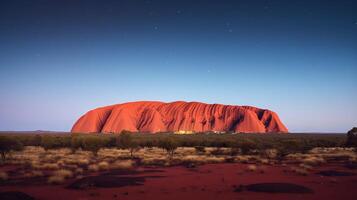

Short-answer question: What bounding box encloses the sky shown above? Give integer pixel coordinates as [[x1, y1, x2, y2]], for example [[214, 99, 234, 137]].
[[0, 0, 356, 133]]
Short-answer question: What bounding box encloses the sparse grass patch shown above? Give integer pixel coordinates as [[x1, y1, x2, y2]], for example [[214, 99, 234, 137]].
[[291, 166, 309, 176]]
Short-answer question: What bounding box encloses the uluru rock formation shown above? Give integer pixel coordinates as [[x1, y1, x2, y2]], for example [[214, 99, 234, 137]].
[[71, 101, 288, 134]]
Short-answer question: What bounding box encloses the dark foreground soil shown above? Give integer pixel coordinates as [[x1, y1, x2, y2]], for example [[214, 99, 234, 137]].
[[1, 163, 357, 200]]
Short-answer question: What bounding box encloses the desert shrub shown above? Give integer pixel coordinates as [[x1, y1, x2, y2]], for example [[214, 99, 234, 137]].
[[0, 136, 24, 163], [41, 136, 70, 150], [210, 147, 226, 155], [230, 147, 240, 156], [158, 136, 179, 159], [29, 135, 42, 146], [194, 146, 206, 154], [116, 133, 140, 157], [238, 139, 258, 155], [275, 139, 311, 160], [70, 136, 83, 152]]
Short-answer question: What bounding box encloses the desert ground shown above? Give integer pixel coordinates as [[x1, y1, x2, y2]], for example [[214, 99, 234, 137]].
[[0, 133, 356, 200]]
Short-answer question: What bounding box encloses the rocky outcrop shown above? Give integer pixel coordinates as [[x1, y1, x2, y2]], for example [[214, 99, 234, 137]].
[[71, 101, 288, 134], [347, 127, 357, 147]]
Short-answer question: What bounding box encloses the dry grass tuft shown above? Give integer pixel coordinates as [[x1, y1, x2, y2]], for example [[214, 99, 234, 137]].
[[258, 158, 270, 165], [48, 176, 65, 184], [88, 164, 99, 172], [291, 167, 309, 176], [111, 160, 134, 170], [77, 158, 90, 166], [53, 169, 73, 179], [98, 161, 110, 170], [234, 156, 249, 163], [302, 156, 325, 166], [247, 164, 257, 172], [36, 163, 59, 170]]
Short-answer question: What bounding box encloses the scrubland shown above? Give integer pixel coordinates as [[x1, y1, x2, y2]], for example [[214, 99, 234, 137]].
[[0, 132, 355, 185]]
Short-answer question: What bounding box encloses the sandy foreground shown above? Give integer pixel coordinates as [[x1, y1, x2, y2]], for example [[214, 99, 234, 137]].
[[1, 162, 357, 200]]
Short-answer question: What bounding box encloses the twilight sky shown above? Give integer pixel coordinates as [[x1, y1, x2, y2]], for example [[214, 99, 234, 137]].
[[0, 0, 356, 132]]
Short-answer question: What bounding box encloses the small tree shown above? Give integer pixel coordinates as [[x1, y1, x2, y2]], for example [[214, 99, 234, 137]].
[[81, 136, 104, 156], [158, 136, 179, 160], [70, 136, 83, 153], [116, 133, 140, 158], [0, 136, 24, 163]]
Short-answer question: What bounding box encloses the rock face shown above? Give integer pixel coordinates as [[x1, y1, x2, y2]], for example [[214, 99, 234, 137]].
[[71, 101, 288, 134]]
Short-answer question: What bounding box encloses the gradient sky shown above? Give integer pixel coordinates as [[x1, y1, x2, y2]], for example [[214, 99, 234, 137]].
[[0, 0, 356, 132]]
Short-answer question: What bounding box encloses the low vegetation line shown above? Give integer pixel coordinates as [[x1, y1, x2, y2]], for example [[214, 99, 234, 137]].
[[0, 132, 348, 163]]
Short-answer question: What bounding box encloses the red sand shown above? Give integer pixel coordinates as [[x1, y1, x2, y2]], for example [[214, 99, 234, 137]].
[[71, 101, 288, 133], [1, 163, 356, 200]]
